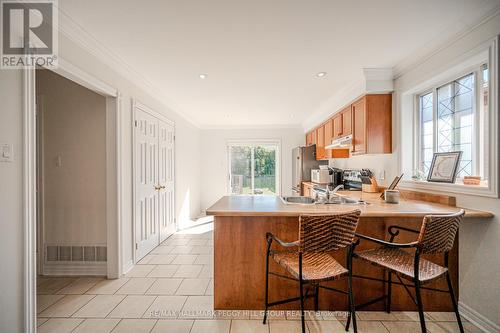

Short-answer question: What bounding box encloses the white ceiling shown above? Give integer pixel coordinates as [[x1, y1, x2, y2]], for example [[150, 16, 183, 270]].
[[58, 0, 500, 128]]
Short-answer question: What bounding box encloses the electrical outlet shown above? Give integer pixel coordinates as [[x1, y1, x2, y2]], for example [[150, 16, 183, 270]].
[[0, 144, 14, 162], [379, 170, 386, 180]]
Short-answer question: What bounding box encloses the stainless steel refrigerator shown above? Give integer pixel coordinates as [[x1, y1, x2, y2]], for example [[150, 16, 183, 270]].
[[291, 145, 327, 196]]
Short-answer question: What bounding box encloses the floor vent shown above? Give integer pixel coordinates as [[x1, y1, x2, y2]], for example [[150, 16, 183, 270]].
[[45, 244, 107, 262]]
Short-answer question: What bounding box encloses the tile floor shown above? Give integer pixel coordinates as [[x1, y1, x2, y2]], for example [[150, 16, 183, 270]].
[[37, 223, 483, 333]]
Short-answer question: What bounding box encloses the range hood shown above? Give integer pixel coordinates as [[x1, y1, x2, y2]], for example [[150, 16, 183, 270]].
[[325, 134, 353, 149]]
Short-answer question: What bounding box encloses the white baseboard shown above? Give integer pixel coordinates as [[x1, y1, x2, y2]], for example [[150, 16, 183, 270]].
[[459, 301, 500, 333], [42, 262, 107, 276], [122, 260, 134, 276]]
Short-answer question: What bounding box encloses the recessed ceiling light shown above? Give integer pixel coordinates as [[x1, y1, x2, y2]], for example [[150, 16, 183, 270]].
[[199, 74, 207, 79], [316, 72, 327, 78]]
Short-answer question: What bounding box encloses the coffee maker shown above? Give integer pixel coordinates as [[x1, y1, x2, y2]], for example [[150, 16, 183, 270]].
[[330, 168, 344, 188]]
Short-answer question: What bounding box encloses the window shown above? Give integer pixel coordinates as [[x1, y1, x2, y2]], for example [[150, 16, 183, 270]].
[[227, 141, 280, 195], [417, 64, 489, 182]]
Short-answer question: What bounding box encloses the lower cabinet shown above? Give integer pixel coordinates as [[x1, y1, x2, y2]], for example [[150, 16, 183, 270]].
[[301, 182, 314, 198]]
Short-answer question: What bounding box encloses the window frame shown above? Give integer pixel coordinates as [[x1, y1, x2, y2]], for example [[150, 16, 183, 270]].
[[399, 37, 498, 198], [226, 139, 282, 196], [415, 68, 482, 179]]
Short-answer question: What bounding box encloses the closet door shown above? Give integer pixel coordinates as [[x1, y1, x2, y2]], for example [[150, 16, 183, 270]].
[[134, 109, 160, 260], [158, 120, 175, 242]]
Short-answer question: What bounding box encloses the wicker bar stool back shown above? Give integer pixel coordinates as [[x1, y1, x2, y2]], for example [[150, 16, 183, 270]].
[[299, 212, 360, 253], [417, 211, 462, 254]]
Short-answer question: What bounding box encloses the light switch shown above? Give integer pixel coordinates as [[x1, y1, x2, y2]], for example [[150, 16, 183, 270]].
[[0, 144, 14, 162]]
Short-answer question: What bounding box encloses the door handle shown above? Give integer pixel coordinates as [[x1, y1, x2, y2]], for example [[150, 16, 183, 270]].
[[154, 185, 166, 191]]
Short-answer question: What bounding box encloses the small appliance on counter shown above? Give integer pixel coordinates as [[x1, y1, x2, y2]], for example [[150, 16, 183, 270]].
[[311, 165, 331, 184], [342, 169, 363, 191]]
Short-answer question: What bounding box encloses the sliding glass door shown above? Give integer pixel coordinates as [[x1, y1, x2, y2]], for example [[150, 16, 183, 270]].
[[227, 141, 280, 196]]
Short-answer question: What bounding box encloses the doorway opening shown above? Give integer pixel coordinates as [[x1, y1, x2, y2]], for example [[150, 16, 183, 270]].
[[36, 69, 108, 277], [23, 62, 121, 332], [227, 140, 281, 196]]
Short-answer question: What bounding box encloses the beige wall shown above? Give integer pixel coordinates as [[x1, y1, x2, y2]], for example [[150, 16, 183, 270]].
[[37, 70, 107, 245]]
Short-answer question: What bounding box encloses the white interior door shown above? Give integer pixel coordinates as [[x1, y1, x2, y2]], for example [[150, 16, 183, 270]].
[[158, 120, 175, 242], [134, 109, 160, 260]]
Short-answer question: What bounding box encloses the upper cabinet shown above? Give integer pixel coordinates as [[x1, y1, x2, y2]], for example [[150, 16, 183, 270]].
[[306, 131, 315, 146], [352, 94, 392, 155], [324, 119, 333, 159], [305, 93, 392, 158], [315, 124, 327, 160], [341, 106, 352, 136], [332, 114, 342, 139], [352, 98, 366, 154]]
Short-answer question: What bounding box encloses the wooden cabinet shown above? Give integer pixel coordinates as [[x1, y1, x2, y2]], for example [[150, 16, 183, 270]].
[[331, 106, 352, 139], [352, 94, 392, 155], [306, 131, 314, 146], [352, 98, 366, 155], [306, 93, 391, 158], [324, 120, 333, 159], [332, 115, 342, 139], [341, 106, 352, 136], [316, 125, 326, 160], [301, 182, 314, 198]]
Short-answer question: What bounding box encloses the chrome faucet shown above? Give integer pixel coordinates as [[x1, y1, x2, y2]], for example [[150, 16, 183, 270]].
[[332, 184, 344, 194]]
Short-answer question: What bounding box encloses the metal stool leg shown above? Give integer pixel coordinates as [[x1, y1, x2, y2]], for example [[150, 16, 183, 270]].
[[348, 269, 358, 333], [314, 284, 319, 312], [446, 272, 464, 333], [414, 279, 427, 333], [299, 255, 306, 333], [386, 271, 392, 313], [263, 240, 271, 325]]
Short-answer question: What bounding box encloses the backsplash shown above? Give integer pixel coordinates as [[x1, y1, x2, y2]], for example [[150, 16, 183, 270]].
[[328, 153, 397, 187]]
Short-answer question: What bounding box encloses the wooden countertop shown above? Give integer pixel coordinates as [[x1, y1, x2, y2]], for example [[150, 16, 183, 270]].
[[206, 192, 493, 219]]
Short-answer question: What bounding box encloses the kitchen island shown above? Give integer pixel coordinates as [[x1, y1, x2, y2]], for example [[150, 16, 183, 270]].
[[206, 192, 492, 312]]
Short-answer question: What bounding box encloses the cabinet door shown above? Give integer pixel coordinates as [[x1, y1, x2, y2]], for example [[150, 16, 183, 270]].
[[316, 125, 325, 160], [324, 120, 333, 158], [342, 107, 352, 136], [333, 115, 343, 139], [303, 184, 311, 197], [311, 129, 317, 145], [352, 98, 366, 155], [306, 132, 313, 146]]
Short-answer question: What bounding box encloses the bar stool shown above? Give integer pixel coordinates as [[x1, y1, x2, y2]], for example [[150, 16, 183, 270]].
[[262, 210, 361, 333], [350, 210, 465, 333]]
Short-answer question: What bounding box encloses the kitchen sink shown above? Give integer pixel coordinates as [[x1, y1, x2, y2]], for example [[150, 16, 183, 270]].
[[280, 196, 316, 204], [328, 196, 366, 204], [280, 195, 368, 205]]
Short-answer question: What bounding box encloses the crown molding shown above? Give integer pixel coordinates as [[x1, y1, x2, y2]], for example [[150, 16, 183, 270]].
[[302, 78, 365, 132], [393, 5, 500, 79], [200, 123, 303, 130], [56, 6, 201, 128]]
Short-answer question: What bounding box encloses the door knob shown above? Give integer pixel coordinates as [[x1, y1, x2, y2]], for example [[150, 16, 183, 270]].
[[154, 185, 161, 191]]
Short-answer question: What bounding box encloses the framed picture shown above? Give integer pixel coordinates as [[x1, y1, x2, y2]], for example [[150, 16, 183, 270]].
[[427, 151, 462, 183]]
